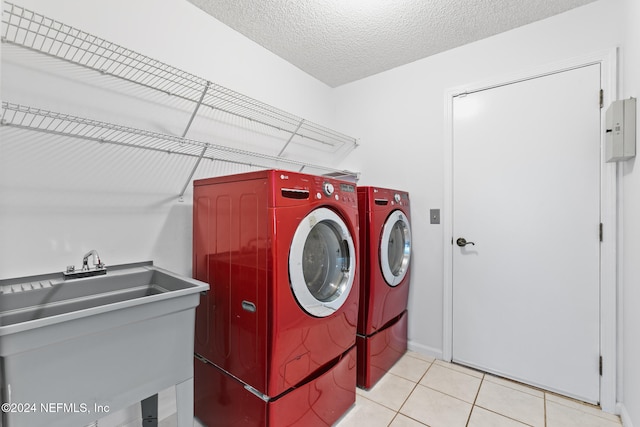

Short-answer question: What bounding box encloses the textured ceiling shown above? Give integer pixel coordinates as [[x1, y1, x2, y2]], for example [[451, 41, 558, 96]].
[[188, 0, 598, 87]]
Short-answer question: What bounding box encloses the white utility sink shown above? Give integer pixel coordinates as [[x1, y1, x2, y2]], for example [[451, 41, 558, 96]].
[[0, 261, 209, 427]]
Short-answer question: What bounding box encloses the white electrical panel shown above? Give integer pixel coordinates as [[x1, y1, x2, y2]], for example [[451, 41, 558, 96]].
[[605, 97, 636, 162]]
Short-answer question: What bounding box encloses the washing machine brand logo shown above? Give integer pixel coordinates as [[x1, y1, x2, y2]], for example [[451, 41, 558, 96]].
[[280, 174, 289, 180]]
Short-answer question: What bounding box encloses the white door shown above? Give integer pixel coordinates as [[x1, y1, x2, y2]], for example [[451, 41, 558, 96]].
[[452, 64, 601, 403]]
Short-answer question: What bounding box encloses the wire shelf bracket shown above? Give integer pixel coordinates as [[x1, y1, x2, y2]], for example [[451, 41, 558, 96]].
[[182, 81, 210, 138], [178, 145, 208, 202], [278, 119, 305, 157]]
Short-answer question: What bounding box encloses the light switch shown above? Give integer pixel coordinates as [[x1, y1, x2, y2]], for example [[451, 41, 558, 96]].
[[430, 209, 440, 224]]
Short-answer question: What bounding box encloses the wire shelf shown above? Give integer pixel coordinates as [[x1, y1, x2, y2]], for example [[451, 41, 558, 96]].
[[0, 101, 360, 182], [1, 1, 358, 152]]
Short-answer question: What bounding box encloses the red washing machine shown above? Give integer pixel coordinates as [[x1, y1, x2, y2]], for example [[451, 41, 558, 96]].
[[192, 170, 359, 426], [356, 186, 412, 389]]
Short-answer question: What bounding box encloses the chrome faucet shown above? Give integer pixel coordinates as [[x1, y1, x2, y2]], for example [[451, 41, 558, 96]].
[[64, 249, 107, 279], [82, 249, 104, 271]]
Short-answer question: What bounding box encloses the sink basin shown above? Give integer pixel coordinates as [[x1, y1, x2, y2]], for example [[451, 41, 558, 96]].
[[1, 263, 203, 327], [0, 262, 209, 427]]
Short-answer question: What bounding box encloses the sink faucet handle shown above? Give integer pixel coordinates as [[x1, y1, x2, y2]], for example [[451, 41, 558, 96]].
[[82, 250, 102, 270]]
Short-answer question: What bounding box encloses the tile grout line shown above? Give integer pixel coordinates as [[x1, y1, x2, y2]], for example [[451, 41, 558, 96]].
[[473, 406, 537, 427], [546, 392, 622, 424], [386, 358, 436, 427], [464, 373, 484, 427], [436, 360, 486, 380], [423, 360, 566, 427], [467, 376, 540, 427], [419, 363, 485, 407], [391, 357, 618, 427], [544, 392, 548, 427]]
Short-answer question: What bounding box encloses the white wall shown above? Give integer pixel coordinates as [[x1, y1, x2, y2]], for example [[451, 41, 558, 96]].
[[0, 0, 338, 279], [333, 0, 625, 362], [3, 0, 638, 425], [0, 1, 340, 426], [621, 0, 640, 424]]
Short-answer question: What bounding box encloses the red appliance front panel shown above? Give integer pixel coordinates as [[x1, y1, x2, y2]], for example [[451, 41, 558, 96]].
[[356, 310, 408, 389], [193, 175, 270, 391], [195, 347, 357, 427], [193, 170, 359, 399], [357, 186, 411, 336]]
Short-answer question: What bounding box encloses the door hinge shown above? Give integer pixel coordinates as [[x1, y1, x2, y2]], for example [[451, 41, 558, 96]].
[[599, 355, 603, 376], [600, 89, 604, 108], [599, 223, 603, 242]]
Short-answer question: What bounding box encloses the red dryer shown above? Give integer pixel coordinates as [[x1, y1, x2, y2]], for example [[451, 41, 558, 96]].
[[192, 170, 360, 426], [356, 186, 412, 389]]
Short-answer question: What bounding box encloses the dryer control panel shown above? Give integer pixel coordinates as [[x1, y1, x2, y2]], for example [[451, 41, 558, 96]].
[[275, 171, 358, 208]]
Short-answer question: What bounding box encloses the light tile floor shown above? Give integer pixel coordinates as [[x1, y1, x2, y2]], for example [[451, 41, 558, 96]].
[[335, 351, 622, 427]]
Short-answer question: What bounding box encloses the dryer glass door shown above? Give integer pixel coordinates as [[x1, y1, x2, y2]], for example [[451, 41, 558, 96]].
[[289, 207, 356, 317], [380, 210, 411, 286]]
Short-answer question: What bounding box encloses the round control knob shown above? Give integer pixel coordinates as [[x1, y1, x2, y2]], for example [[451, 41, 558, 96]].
[[323, 182, 334, 196], [394, 194, 401, 203]]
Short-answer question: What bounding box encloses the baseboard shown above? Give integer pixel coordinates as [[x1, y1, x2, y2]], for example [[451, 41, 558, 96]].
[[407, 340, 442, 360], [619, 402, 634, 427]]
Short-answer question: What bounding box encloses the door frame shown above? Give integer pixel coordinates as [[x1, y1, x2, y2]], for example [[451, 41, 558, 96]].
[[442, 48, 618, 412]]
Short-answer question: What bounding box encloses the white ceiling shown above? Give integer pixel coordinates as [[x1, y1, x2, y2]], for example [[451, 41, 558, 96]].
[[187, 0, 598, 88]]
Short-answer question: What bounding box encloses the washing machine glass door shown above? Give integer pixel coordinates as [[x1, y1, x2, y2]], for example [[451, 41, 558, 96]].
[[289, 207, 356, 317], [380, 210, 411, 286]]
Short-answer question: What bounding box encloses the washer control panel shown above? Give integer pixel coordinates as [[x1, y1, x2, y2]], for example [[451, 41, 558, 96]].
[[370, 187, 410, 207], [278, 173, 357, 206]]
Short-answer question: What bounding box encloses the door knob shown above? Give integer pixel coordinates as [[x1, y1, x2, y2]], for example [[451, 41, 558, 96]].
[[456, 237, 475, 247]]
